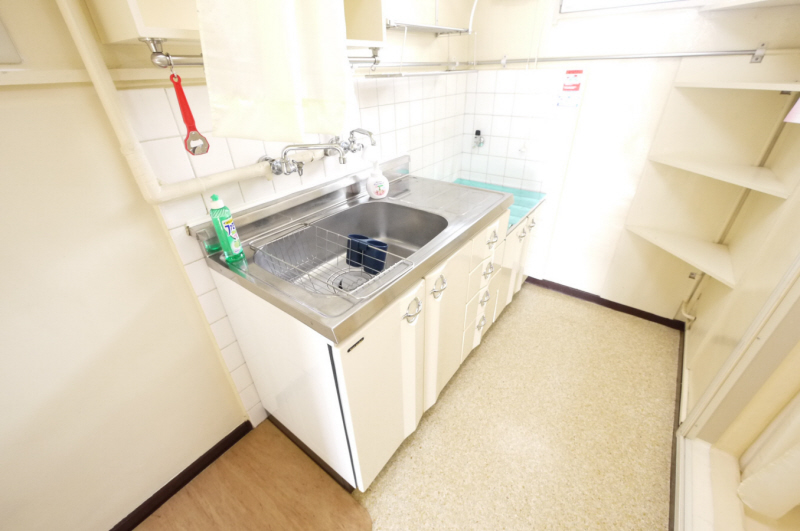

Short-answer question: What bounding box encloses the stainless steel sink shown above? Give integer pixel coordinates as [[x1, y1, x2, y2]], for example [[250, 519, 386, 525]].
[[190, 156, 513, 343], [311, 201, 448, 258]]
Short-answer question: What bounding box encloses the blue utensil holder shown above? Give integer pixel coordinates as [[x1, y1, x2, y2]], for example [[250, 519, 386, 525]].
[[346, 234, 369, 267], [363, 239, 389, 275]]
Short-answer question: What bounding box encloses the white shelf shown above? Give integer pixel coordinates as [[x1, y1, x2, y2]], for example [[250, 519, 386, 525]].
[[650, 154, 789, 198], [675, 81, 800, 92], [702, 0, 800, 11], [627, 225, 736, 288], [386, 21, 469, 35]]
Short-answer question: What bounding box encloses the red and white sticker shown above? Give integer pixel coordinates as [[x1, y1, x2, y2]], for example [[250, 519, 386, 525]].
[[562, 70, 584, 92]]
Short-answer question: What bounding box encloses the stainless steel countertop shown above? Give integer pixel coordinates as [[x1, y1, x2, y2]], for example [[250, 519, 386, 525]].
[[189, 156, 514, 344]]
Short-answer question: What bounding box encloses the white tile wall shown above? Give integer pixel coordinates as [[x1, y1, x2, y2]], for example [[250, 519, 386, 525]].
[[123, 68, 575, 428], [460, 69, 576, 193], [357, 73, 469, 181]]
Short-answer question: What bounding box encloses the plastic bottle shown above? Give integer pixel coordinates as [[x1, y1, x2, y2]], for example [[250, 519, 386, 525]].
[[209, 194, 245, 263], [366, 161, 389, 199]]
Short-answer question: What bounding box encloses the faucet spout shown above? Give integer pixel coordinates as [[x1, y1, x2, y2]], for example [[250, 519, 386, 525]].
[[350, 128, 377, 146], [281, 143, 347, 165]]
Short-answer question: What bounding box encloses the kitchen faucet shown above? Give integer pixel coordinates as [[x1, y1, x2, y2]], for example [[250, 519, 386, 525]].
[[260, 143, 347, 177], [327, 128, 377, 157]]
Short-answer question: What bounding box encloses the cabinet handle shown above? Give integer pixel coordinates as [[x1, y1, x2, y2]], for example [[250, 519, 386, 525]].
[[483, 263, 494, 279], [477, 315, 487, 330], [529, 218, 536, 229], [518, 228, 527, 240], [486, 230, 499, 248], [480, 291, 491, 307], [403, 297, 423, 324], [431, 274, 448, 299]]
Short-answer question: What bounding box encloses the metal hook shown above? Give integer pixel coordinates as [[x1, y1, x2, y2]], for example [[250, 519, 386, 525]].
[[166, 53, 175, 74]]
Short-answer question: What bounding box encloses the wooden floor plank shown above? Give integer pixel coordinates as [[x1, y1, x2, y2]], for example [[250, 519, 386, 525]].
[[136, 420, 371, 531]]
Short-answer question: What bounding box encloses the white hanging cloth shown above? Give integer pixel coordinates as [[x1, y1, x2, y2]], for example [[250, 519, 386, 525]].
[[738, 391, 800, 520], [196, 0, 349, 142]]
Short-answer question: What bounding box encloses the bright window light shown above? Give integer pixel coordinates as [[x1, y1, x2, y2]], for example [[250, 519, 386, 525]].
[[560, 0, 686, 13]]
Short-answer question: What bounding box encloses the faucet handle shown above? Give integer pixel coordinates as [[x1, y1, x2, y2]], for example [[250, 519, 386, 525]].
[[259, 155, 284, 175], [295, 161, 304, 177]]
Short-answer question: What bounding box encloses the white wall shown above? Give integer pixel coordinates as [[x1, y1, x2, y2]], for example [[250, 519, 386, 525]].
[[0, 2, 247, 529]]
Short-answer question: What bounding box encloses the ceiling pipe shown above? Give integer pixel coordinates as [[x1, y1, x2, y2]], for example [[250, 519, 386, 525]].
[[55, 0, 270, 205]]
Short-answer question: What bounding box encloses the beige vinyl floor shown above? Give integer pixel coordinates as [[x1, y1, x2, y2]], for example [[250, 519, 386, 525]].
[[354, 283, 681, 530]]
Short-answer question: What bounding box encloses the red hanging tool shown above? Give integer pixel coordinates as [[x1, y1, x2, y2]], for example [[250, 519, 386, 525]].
[[170, 73, 209, 156]]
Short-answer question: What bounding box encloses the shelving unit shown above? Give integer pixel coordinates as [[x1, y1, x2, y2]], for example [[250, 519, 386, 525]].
[[649, 154, 789, 198], [606, 52, 800, 326], [627, 226, 736, 288]]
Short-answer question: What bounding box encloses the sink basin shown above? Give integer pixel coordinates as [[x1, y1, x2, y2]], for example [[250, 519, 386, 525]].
[[312, 201, 448, 258], [191, 157, 513, 342]]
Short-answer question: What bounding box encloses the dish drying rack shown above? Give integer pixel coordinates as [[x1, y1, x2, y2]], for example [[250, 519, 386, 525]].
[[252, 225, 413, 301]]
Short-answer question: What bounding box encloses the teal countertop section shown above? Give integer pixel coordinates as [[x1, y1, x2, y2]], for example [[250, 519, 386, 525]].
[[453, 179, 546, 230]]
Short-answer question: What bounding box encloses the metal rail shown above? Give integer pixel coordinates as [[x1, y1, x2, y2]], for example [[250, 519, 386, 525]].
[[141, 37, 766, 70]]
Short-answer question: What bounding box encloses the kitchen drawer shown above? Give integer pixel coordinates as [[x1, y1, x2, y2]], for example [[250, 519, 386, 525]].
[[467, 254, 496, 297], [470, 210, 510, 270], [465, 284, 493, 329]]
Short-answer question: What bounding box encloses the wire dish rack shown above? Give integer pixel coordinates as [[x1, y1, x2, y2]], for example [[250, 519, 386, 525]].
[[252, 225, 413, 301]]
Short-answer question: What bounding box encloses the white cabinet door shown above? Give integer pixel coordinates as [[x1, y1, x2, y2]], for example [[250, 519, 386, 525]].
[[333, 280, 426, 491], [493, 239, 512, 318], [423, 242, 472, 410], [515, 215, 537, 293], [503, 216, 528, 305]]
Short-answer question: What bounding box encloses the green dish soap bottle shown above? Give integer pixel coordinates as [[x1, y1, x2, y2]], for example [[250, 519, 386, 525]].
[[209, 194, 245, 263]]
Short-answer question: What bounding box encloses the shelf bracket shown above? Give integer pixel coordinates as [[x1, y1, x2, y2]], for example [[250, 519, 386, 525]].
[[750, 42, 766, 64]]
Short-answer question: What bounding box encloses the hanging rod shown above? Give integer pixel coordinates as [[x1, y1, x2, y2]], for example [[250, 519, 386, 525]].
[[473, 48, 764, 64], [141, 38, 766, 71], [141, 38, 383, 69], [357, 48, 765, 69]]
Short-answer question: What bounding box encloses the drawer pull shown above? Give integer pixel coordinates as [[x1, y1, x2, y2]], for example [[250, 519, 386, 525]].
[[480, 291, 491, 307], [403, 297, 423, 324], [477, 315, 487, 330], [431, 274, 448, 299], [486, 230, 499, 248], [518, 228, 527, 240], [483, 263, 495, 279], [529, 218, 536, 229]]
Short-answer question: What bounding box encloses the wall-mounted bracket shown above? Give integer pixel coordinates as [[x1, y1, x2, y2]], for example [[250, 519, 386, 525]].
[[751, 42, 767, 64], [140, 37, 204, 68]]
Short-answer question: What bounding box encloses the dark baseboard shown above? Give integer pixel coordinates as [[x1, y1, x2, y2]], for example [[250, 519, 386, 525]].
[[111, 421, 252, 531], [525, 277, 685, 331], [268, 415, 355, 493]]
